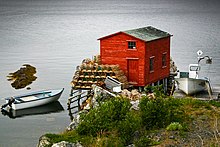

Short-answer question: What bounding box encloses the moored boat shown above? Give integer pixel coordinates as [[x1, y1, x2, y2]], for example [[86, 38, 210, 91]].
[[1, 88, 64, 110], [175, 50, 212, 95], [1, 101, 64, 119], [175, 71, 210, 95]]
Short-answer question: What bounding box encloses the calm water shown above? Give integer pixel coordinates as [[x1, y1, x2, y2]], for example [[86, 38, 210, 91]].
[[0, 0, 220, 146]]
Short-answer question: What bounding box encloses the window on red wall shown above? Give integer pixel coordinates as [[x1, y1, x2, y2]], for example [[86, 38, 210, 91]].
[[150, 56, 154, 72], [128, 41, 136, 49], [162, 53, 167, 67]]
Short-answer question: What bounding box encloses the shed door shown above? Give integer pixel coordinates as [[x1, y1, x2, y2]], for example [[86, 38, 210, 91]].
[[128, 59, 138, 84]]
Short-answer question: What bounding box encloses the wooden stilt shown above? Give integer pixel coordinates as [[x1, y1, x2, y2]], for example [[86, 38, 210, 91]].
[[205, 81, 212, 99]]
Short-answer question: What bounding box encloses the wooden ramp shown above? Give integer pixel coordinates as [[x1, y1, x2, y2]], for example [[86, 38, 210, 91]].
[[67, 89, 92, 121]]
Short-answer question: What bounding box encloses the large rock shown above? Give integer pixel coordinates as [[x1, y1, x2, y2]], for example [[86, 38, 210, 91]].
[[51, 141, 83, 147], [67, 114, 81, 131], [37, 136, 83, 147], [121, 89, 142, 100], [130, 100, 140, 111], [37, 135, 51, 147]]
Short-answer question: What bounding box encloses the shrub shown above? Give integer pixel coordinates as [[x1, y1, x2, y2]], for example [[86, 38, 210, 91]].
[[139, 96, 186, 129], [76, 97, 140, 144], [117, 111, 141, 144], [164, 97, 186, 124], [166, 122, 183, 131], [144, 85, 165, 97], [139, 96, 167, 129]]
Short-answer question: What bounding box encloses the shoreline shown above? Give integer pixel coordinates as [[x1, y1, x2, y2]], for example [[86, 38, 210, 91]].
[[37, 85, 220, 147]]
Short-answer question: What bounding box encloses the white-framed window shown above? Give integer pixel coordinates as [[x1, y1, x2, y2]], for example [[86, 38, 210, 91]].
[[128, 41, 136, 49]]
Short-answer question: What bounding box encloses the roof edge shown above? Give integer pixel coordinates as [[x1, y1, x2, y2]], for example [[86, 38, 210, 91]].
[[98, 26, 173, 41], [98, 31, 148, 42], [97, 31, 122, 40]]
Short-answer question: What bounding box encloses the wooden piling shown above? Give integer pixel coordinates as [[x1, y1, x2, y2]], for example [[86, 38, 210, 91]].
[[67, 89, 92, 121]]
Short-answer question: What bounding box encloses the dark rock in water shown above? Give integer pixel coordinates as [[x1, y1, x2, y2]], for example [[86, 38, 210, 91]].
[[7, 64, 37, 89]]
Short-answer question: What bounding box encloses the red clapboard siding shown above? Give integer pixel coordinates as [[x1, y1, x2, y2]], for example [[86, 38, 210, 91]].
[[99, 27, 171, 87], [145, 37, 170, 85]]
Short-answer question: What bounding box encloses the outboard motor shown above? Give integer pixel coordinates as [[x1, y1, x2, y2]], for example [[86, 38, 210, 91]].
[[1, 97, 15, 109]]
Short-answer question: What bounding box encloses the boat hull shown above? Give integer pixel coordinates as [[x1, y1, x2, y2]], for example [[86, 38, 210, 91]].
[[5, 88, 64, 110], [1, 101, 64, 119], [175, 78, 208, 95]]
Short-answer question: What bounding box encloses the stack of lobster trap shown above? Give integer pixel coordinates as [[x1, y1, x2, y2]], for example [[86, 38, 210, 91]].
[[71, 55, 129, 90], [68, 55, 129, 117]]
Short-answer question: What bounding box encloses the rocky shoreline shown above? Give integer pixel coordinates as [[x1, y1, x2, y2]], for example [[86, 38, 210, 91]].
[[38, 135, 83, 147]]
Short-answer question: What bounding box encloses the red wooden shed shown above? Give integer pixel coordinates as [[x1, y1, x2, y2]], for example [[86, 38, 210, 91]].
[[98, 26, 172, 87]]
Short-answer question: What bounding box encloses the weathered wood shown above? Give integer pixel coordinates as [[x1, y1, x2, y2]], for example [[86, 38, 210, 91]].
[[70, 89, 78, 97], [68, 91, 87, 100], [67, 105, 80, 110], [68, 95, 88, 104], [67, 90, 93, 113], [205, 81, 213, 99], [68, 109, 80, 115]]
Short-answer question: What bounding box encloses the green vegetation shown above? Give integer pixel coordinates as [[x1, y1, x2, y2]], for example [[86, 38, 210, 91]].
[[45, 86, 220, 146], [139, 96, 186, 129], [76, 97, 140, 144], [166, 122, 183, 131]]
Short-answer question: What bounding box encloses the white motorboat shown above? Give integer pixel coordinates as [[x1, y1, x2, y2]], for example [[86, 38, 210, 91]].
[[175, 50, 212, 95], [1, 88, 64, 110]]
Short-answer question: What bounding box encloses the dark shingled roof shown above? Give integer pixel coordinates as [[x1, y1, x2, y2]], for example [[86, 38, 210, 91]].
[[123, 26, 171, 42]]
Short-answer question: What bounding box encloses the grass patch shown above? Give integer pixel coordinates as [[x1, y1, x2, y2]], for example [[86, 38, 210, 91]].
[[166, 122, 183, 131], [45, 131, 79, 143], [209, 100, 220, 107]]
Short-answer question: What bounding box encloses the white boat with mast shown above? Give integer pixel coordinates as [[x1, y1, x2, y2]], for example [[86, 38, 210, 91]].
[[175, 50, 212, 96]]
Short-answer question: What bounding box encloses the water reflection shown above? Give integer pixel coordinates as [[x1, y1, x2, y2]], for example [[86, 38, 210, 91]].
[[1, 101, 64, 119], [7, 64, 37, 89]]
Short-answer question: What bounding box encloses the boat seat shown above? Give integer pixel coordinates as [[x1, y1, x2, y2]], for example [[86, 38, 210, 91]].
[[20, 96, 37, 102], [13, 98, 24, 104]]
